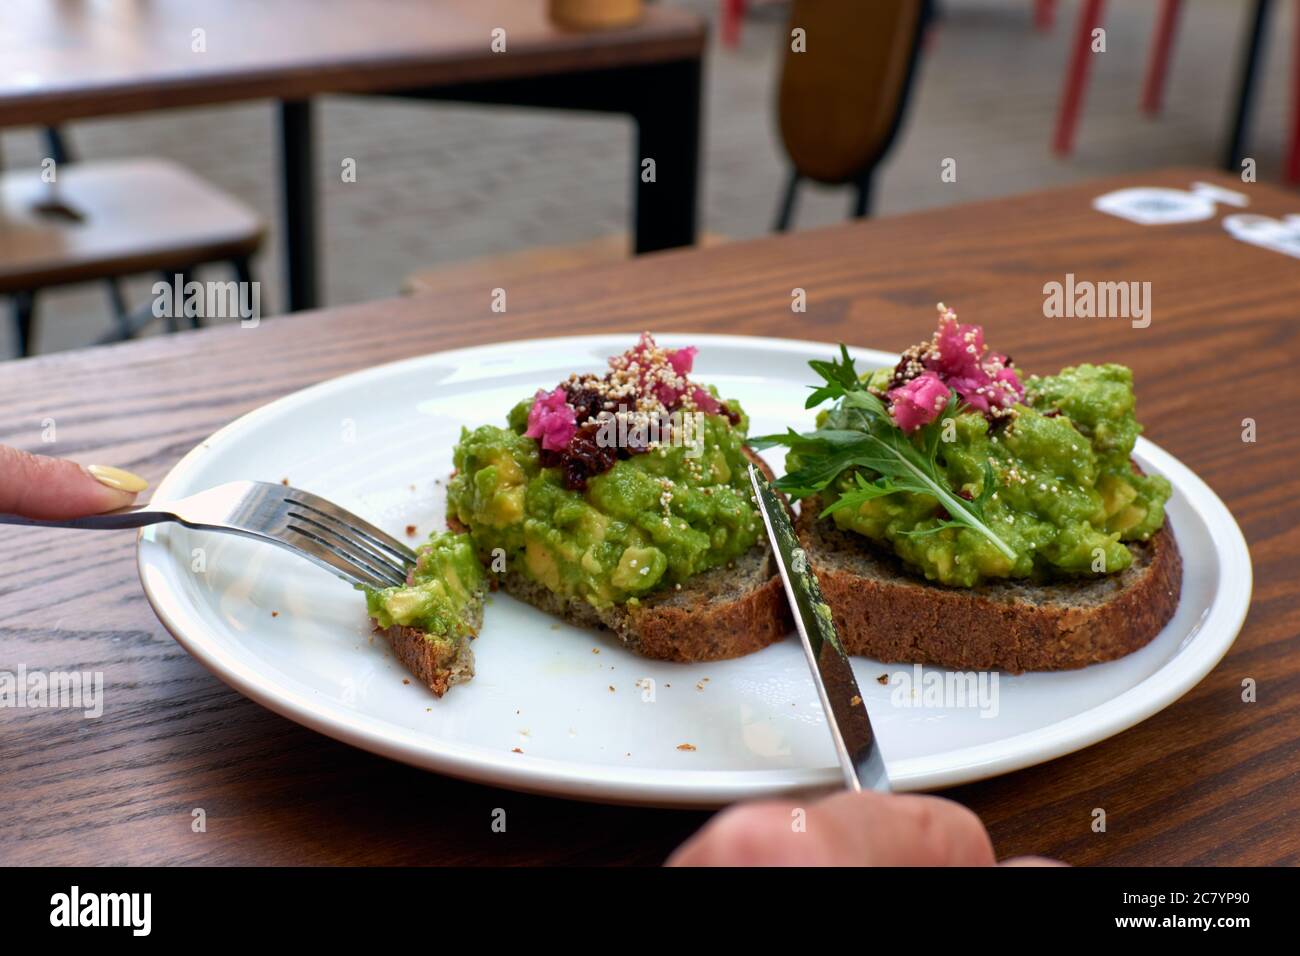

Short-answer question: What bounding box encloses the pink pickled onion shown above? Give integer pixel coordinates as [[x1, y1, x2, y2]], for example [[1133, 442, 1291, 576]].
[[888, 370, 950, 432], [523, 387, 577, 452], [919, 306, 1023, 415]]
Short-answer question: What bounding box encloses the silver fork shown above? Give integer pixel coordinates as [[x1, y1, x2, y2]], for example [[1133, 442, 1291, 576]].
[[0, 480, 418, 590]]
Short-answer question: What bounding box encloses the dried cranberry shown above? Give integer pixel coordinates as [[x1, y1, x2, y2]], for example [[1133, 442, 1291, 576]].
[[565, 382, 607, 425], [559, 422, 617, 491]]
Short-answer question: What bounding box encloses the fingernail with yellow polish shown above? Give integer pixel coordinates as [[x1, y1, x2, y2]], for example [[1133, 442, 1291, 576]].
[[88, 465, 149, 494]]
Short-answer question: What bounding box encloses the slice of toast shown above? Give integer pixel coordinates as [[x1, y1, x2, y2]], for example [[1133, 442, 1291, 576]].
[[378, 622, 478, 697], [453, 448, 792, 663], [795, 496, 1182, 673], [494, 542, 789, 662]]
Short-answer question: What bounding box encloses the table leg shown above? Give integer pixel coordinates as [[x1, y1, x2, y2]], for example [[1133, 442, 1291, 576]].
[[630, 58, 701, 254], [377, 54, 704, 256], [1224, 0, 1273, 172], [278, 99, 319, 312]]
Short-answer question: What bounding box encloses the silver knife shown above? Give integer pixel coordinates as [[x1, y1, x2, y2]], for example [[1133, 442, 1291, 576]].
[[748, 463, 891, 793]]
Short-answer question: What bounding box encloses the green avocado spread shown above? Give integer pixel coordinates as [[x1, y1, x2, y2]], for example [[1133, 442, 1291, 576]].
[[447, 403, 760, 608], [365, 531, 486, 640], [446, 335, 762, 608], [804, 362, 1170, 587]]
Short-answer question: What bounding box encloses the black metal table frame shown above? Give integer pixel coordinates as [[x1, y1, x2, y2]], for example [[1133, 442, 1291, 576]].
[[276, 56, 703, 313]]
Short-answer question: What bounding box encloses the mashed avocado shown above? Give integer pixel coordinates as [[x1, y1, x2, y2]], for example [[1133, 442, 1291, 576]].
[[808, 363, 1170, 587], [365, 531, 486, 639], [447, 400, 761, 608]]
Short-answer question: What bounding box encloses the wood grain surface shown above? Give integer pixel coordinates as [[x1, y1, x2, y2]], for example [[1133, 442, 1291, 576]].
[[0, 0, 705, 127], [0, 168, 1296, 865]]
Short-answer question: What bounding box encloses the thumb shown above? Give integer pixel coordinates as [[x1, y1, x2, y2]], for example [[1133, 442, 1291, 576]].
[[0, 446, 148, 520]]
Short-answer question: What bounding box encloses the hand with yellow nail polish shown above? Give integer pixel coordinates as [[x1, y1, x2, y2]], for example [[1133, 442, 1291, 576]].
[[0, 445, 148, 520]]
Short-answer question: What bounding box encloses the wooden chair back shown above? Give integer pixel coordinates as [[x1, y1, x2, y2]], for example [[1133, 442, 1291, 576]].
[[777, 0, 929, 185]]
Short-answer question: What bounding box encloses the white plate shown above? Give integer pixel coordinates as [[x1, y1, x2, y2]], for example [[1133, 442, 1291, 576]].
[[137, 334, 1252, 807]]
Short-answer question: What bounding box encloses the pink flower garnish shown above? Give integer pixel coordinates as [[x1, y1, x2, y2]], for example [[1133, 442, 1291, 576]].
[[888, 370, 950, 432], [524, 387, 577, 452], [920, 304, 1023, 414]]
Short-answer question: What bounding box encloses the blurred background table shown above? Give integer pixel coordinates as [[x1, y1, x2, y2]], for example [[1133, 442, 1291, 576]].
[[0, 0, 706, 312], [0, 168, 1295, 865]]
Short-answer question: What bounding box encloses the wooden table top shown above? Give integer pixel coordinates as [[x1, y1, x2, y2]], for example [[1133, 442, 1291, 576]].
[[0, 0, 705, 128], [1, 168, 1296, 865]]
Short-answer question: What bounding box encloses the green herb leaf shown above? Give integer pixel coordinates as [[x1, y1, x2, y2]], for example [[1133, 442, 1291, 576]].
[[804, 345, 861, 408], [763, 348, 1018, 562]]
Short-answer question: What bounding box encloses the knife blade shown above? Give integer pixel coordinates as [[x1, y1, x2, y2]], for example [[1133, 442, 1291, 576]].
[[748, 463, 890, 793]]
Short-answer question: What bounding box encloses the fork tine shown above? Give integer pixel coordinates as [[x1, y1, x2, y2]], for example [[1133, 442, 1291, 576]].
[[278, 525, 404, 590], [275, 528, 390, 589], [283, 490, 418, 566], [285, 510, 411, 586], [285, 514, 408, 588]]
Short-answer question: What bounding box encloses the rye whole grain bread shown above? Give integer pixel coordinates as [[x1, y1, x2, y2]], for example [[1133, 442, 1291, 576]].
[[380, 621, 478, 697], [795, 495, 1182, 673], [449, 447, 792, 663], [375, 549, 484, 697]]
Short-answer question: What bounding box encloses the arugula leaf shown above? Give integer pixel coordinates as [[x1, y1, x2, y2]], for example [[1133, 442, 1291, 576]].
[[763, 347, 1018, 562], [746, 427, 814, 452], [819, 472, 906, 516], [804, 344, 861, 408], [777, 444, 888, 498]]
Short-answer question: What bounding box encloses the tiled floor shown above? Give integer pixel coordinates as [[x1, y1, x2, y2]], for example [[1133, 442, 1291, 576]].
[[1, 0, 1292, 356]]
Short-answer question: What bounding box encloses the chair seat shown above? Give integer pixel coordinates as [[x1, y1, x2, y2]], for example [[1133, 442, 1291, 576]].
[[0, 158, 264, 294], [401, 232, 727, 296]]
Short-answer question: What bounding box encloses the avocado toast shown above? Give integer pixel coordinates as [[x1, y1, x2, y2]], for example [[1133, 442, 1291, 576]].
[[443, 333, 789, 666], [756, 304, 1182, 673], [365, 531, 487, 696]]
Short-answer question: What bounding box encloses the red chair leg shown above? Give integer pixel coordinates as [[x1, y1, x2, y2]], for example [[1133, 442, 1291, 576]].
[[1035, 0, 1056, 32], [722, 0, 746, 49], [1142, 0, 1183, 114], [1288, 0, 1300, 183], [1053, 0, 1106, 156]]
